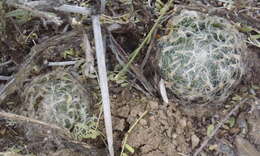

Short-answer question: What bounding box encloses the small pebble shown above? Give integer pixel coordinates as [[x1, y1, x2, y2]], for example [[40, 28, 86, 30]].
[[191, 134, 200, 149], [179, 118, 187, 128]]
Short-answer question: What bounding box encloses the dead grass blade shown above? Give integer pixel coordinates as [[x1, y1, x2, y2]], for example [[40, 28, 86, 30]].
[[92, 15, 114, 156]]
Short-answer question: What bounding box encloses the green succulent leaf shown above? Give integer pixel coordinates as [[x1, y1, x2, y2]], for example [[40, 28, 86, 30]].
[[207, 124, 214, 137]]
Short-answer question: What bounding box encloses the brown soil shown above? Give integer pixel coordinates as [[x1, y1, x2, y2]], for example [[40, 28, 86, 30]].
[[109, 81, 260, 155]]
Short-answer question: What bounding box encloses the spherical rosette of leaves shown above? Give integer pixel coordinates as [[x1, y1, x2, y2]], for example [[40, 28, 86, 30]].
[[22, 70, 91, 131], [158, 10, 247, 104]]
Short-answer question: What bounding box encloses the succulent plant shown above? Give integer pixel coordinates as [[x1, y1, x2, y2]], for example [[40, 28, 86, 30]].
[[22, 70, 91, 131], [158, 10, 247, 104]]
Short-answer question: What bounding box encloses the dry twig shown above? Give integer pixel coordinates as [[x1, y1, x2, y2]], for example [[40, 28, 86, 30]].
[[109, 33, 156, 95], [0, 111, 69, 135], [54, 4, 92, 15], [0, 60, 12, 67], [193, 98, 249, 156], [47, 61, 77, 66], [82, 33, 96, 78], [141, 28, 158, 69], [159, 79, 169, 103], [115, 0, 174, 79], [100, 0, 106, 13], [120, 111, 148, 156], [92, 15, 114, 156], [5, 1, 63, 25], [0, 76, 12, 81]]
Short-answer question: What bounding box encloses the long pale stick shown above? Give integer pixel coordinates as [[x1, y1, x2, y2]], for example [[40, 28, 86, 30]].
[[92, 15, 114, 156]]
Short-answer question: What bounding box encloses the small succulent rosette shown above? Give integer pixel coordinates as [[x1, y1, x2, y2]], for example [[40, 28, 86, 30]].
[[158, 10, 247, 104], [22, 70, 95, 139]]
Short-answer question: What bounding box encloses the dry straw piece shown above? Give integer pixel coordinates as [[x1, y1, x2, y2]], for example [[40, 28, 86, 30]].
[[22, 70, 92, 138], [158, 10, 247, 104]]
